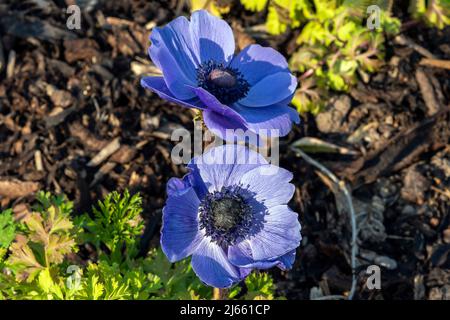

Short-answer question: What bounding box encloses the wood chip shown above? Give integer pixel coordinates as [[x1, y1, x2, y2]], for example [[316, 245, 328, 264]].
[[45, 106, 77, 127], [34, 150, 44, 171], [110, 145, 137, 164], [415, 68, 441, 116], [419, 58, 450, 70], [87, 138, 121, 167], [46, 84, 73, 108], [89, 162, 117, 187], [64, 39, 101, 63], [6, 50, 16, 79], [69, 122, 108, 151], [0, 179, 39, 199], [394, 35, 436, 59]]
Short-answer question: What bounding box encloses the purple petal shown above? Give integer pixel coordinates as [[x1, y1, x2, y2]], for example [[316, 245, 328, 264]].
[[188, 144, 268, 192], [191, 87, 256, 141], [186, 166, 209, 200], [203, 110, 249, 142], [149, 16, 199, 99], [189, 10, 235, 64], [248, 205, 301, 261], [166, 177, 190, 197], [276, 250, 296, 270], [229, 240, 296, 270], [191, 237, 242, 288], [193, 87, 243, 116], [230, 44, 289, 85], [239, 72, 297, 107], [239, 165, 295, 208], [141, 77, 205, 109], [233, 103, 300, 137], [238, 267, 253, 279], [161, 188, 202, 262]]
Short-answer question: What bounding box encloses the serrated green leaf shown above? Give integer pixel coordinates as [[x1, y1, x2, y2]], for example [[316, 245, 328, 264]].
[[0, 209, 16, 249], [84, 273, 104, 300], [241, 0, 268, 11], [79, 190, 144, 263], [244, 272, 275, 300]]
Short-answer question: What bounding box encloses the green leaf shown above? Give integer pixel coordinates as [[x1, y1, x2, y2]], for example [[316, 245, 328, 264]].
[[244, 272, 275, 300], [6, 194, 76, 282], [0, 209, 16, 249], [291, 137, 358, 155], [7, 237, 45, 281], [266, 5, 288, 35], [241, 0, 268, 11], [79, 190, 144, 263], [83, 272, 105, 300], [38, 269, 64, 299]]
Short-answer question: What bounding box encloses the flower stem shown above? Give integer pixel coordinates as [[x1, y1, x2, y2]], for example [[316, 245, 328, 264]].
[[213, 288, 227, 300]]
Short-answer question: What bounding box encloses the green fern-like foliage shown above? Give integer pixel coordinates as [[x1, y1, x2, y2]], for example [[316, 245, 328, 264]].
[[409, 0, 450, 29], [0, 191, 278, 300], [76, 190, 144, 264], [0, 209, 16, 266], [237, 0, 401, 114], [0, 210, 16, 250]]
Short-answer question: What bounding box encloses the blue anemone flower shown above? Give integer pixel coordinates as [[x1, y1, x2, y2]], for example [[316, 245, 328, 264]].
[[161, 144, 302, 288], [141, 10, 300, 141]]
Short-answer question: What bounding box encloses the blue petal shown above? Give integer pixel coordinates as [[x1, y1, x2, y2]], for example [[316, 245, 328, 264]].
[[203, 110, 253, 143], [189, 10, 235, 64], [277, 250, 296, 270], [239, 165, 295, 208], [149, 16, 199, 99], [188, 145, 268, 192], [229, 240, 296, 270], [190, 87, 255, 141], [161, 187, 202, 262], [239, 72, 297, 107], [166, 177, 190, 197], [185, 166, 209, 200], [248, 205, 301, 261], [233, 103, 300, 137], [141, 77, 206, 109], [191, 237, 242, 288], [193, 87, 245, 118], [238, 267, 253, 279], [230, 44, 289, 85]]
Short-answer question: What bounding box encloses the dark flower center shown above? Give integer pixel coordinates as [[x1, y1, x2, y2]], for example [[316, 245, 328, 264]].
[[196, 60, 250, 105], [199, 186, 253, 246], [211, 198, 245, 231]]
